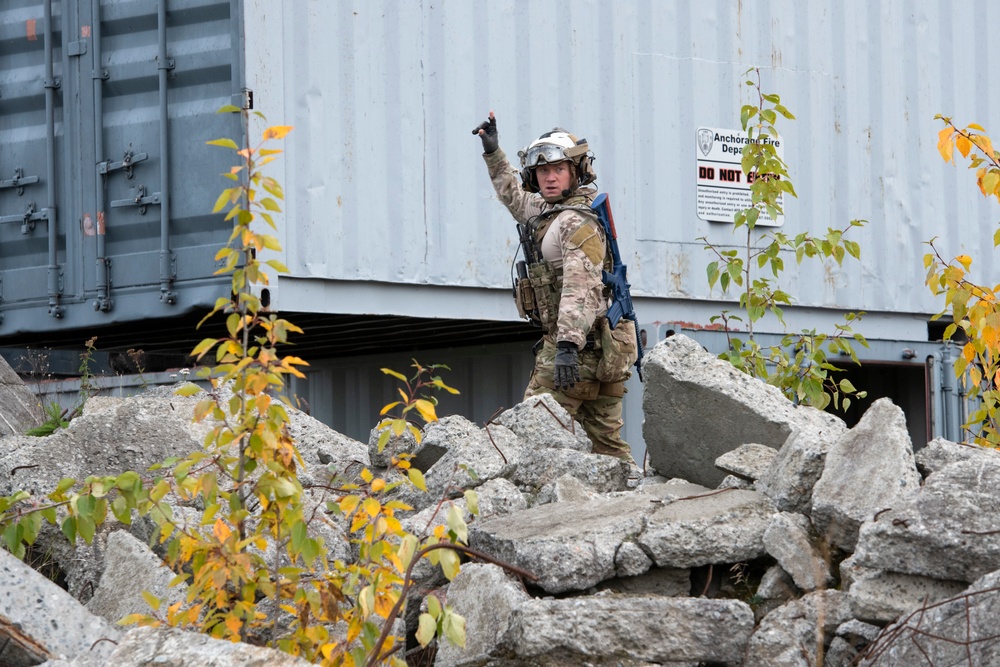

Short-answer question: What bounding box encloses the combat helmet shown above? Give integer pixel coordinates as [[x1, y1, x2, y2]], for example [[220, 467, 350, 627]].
[[517, 128, 596, 194]]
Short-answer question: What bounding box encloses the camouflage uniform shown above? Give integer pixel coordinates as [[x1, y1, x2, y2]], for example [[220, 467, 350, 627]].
[[484, 148, 631, 460]]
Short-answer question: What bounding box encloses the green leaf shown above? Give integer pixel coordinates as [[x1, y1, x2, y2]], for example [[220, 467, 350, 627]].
[[446, 504, 468, 544], [416, 613, 437, 647], [111, 496, 131, 524], [463, 490, 479, 516], [61, 516, 77, 543], [3, 522, 24, 554], [426, 594, 442, 618], [839, 378, 857, 393], [77, 515, 96, 544], [408, 468, 427, 492], [439, 547, 460, 580], [442, 610, 467, 648], [54, 478, 77, 495]]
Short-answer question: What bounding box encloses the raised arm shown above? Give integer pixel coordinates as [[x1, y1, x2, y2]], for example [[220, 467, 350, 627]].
[[473, 111, 544, 223]]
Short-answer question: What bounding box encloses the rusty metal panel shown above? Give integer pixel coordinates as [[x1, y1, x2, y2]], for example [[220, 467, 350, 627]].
[[252, 0, 998, 342]]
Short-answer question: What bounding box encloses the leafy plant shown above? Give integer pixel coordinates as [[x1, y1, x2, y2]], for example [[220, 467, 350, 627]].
[[700, 68, 869, 411], [927, 117, 1000, 446], [23, 338, 101, 436], [376, 361, 459, 453], [25, 402, 71, 437], [0, 109, 500, 665]]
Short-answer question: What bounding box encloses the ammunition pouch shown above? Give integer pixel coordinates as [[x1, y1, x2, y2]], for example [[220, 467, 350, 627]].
[[596, 317, 638, 383], [525, 260, 562, 333], [514, 273, 538, 324]]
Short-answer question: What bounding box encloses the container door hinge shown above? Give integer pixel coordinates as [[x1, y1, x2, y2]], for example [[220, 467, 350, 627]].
[[232, 88, 253, 110], [68, 40, 88, 57]]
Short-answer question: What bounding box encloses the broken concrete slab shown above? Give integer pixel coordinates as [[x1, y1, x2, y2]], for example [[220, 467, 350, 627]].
[[642, 333, 844, 488], [915, 436, 1000, 478], [469, 493, 658, 594], [85, 530, 183, 626], [509, 448, 628, 496], [493, 393, 592, 452], [495, 594, 754, 666], [858, 569, 1000, 666], [810, 398, 921, 551], [755, 422, 848, 514], [0, 353, 43, 436], [0, 544, 120, 666], [763, 512, 831, 592], [638, 488, 776, 568], [433, 563, 530, 667], [715, 442, 778, 481], [847, 564, 968, 625], [744, 590, 852, 667], [853, 458, 1000, 583]]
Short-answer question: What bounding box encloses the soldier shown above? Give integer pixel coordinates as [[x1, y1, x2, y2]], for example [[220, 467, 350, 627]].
[[473, 111, 637, 463]]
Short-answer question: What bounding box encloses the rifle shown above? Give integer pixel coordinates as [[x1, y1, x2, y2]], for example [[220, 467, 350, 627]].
[[591, 193, 644, 380]]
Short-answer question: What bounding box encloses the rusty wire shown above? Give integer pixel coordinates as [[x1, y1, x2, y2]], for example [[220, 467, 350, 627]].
[[854, 585, 1000, 665]]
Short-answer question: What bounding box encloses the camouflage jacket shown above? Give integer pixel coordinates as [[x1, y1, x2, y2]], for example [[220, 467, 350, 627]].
[[484, 148, 608, 349]]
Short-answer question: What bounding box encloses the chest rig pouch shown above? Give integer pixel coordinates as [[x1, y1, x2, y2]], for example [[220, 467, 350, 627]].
[[513, 195, 604, 334]]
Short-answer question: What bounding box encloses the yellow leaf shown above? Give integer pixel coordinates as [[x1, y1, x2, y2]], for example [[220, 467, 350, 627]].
[[380, 401, 401, 416], [224, 614, 243, 637], [212, 519, 232, 542], [957, 134, 972, 158], [414, 399, 437, 423], [371, 478, 386, 492], [263, 125, 294, 140], [206, 137, 239, 150], [957, 254, 973, 271], [363, 497, 381, 518], [963, 341, 976, 363], [975, 134, 995, 160], [141, 591, 162, 611], [938, 126, 956, 163], [339, 495, 360, 515], [375, 591, 397, 618], [381, 368, 407, 382]]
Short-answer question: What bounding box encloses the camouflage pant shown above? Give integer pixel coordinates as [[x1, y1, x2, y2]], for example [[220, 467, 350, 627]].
[[525, 338, 632, 462]]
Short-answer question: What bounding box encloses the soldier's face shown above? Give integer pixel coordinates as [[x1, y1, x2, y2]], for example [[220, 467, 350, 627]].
[[535, 161, 574, 198]]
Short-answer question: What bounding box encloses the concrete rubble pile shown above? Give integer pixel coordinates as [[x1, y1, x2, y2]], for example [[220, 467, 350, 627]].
[[2, 334, 1000, 665]]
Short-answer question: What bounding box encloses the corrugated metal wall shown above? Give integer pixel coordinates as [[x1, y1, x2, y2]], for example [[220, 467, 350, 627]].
[[250, 0, 1000, 342]]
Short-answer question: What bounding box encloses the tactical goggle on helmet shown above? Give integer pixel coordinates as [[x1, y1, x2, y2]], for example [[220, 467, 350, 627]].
[[517, 128, 597, 194]]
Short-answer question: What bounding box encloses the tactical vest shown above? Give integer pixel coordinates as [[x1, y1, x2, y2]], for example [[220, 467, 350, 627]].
[[514, 193, 611, 335]]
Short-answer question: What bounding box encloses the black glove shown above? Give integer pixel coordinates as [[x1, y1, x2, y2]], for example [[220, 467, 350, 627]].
[[554, 342, 580, 391], [472, 114, 499, 154]]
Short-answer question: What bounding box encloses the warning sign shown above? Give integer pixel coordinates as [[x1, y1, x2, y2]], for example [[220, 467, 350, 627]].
[[696, 126, 784, 227]]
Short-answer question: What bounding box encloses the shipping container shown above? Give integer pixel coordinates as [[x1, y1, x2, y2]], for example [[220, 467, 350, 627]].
[[0, 0, 994, 454]]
